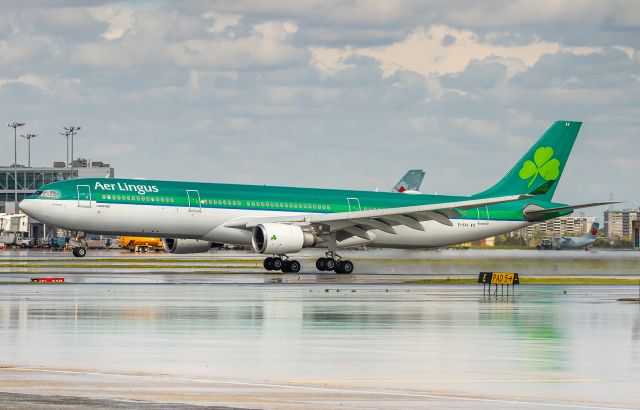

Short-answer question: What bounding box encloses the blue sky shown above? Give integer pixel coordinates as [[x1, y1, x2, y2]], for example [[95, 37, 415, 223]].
[[1, 1, 638, 212]]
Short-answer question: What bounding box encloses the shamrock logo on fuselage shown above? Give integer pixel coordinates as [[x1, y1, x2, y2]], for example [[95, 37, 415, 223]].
[[271, 234, 277, 240], [519, 146, 561, 188]]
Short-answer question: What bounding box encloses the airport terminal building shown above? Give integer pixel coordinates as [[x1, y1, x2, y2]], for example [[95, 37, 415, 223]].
[[0, 160, 114, 244], [0, 159, 114, 214]]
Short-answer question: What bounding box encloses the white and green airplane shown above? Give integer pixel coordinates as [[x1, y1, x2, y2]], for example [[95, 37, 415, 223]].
[[20, 121, 614, 273]]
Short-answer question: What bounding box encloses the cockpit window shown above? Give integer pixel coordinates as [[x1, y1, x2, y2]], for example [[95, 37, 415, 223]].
[[33, 190, 43, 196], [41, 190, 59, 198]]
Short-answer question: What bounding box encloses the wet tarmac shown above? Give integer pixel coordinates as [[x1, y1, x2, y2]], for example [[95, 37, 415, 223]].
[[0, 249, 639, 409], [1, 248, 639, 279]]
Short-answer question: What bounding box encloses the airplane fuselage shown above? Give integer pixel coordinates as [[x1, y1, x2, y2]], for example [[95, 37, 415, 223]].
[[20, 177, 567, 249]]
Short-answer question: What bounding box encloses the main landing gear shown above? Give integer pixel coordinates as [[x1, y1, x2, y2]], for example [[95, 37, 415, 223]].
[[261, 251, 355, 274], [263, 256, 301, 273], [315, 252, 354, 274]]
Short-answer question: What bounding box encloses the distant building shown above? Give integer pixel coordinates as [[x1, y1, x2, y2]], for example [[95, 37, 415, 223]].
[[0, 159, 114, 214], [604, 209, 639, 239], [0, 159, 114, 245], [514, 216, 597, 243]]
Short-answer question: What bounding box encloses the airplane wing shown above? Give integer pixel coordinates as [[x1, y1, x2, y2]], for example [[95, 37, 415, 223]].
[[225, 194, 531, 240], [523, 201, 620, 220]]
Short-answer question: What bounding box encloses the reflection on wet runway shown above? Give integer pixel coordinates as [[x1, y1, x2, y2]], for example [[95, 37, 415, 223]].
[[0, 283, 639, 408]]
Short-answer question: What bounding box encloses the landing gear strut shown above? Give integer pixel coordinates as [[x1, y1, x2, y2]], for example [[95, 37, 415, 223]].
[[263, 256, 301, 273], [316, 251, 354, 274]]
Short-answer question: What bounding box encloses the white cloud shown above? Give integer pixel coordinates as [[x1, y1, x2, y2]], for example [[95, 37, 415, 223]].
[[169, 21, 305, 70], [89, 4, 136, 40], [311, 25, 603, 79], [0, 74, 49, 91], [614, 45, 635, 59], [202, 12, 241, 33]]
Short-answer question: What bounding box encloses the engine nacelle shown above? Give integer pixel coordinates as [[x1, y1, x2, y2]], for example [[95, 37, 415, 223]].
[[162, 238, 215, 254], [251, 223, 317, 254]]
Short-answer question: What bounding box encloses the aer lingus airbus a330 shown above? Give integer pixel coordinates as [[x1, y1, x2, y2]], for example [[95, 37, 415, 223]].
[[20, 121, 615, 273]]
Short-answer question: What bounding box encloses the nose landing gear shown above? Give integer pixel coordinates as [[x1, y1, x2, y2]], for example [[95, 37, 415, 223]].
[[71, 231, 87, 257], [316, 252, 354, 274], [263, 256, 301, 273], [72, 246, 87, 257]]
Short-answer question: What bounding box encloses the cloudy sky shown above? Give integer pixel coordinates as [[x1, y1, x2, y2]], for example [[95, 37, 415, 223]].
[[2, 0, 639, 212]]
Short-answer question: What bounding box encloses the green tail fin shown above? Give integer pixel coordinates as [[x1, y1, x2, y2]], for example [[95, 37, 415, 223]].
[[476, 121, 581, 201]]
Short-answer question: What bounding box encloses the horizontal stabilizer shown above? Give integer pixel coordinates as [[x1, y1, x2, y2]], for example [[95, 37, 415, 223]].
[[523, 201, 621, 221]]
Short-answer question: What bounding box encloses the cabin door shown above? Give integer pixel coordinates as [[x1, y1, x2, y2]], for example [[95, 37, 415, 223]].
[[187, 190, 201, 212], [77, 185, 92, 208], [347, 197, 361, 212], [477, 206, 490, 225]]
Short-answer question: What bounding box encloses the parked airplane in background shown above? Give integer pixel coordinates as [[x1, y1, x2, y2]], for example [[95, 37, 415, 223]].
[[20, 121, 616, 273], [541, 222, 600, 250], [392, 169, 426, 193]]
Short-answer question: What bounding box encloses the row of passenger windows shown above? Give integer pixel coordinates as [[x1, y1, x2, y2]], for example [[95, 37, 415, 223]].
[[206, 199, 332, 210], [100, 194, 380, 211], [101, 194, 174, 203], [99, 194, 331, 209]]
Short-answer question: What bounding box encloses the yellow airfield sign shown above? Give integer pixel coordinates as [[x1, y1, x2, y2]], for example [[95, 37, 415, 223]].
[[478, 272, 519, 285]]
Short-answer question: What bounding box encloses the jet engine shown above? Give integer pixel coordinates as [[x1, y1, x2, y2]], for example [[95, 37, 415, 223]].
[[251, 223, 317, 254], [162, 238, 217, 254]]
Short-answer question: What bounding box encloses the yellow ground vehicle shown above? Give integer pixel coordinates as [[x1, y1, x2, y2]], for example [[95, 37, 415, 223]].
[[120, 236, 164, 253]]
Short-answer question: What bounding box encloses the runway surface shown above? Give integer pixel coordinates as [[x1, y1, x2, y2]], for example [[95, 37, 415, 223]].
[[0, 249, 639, 409], [1, 248, 639, 279]]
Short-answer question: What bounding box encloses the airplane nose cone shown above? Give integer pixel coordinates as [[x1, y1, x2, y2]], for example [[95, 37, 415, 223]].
[[20, 199, 54, 224], [19, 199, 36, 216]]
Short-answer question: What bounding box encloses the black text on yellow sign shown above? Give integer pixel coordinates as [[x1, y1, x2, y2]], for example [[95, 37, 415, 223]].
[[478, 272, 519, 285], [490, 272, 515, 285]]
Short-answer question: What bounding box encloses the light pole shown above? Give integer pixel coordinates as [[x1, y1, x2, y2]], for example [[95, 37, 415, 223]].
[[63, 126, 81, 167], [20, 133, 37, 168], [59, 130, 70, 167], [7, 122, 25, 207]]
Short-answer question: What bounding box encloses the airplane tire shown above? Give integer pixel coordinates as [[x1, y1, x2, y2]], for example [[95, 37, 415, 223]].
[[263, 257, 274, 271], [316, 258, 326, 271], [282, 260, 292, 273], [72, 247, 78, 257], [341, 260, 354, 274], [289, 260, 301, 273], [272, 258, 283, 270], [75, 247, 87, 257], [325, 258, 336, 271]]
